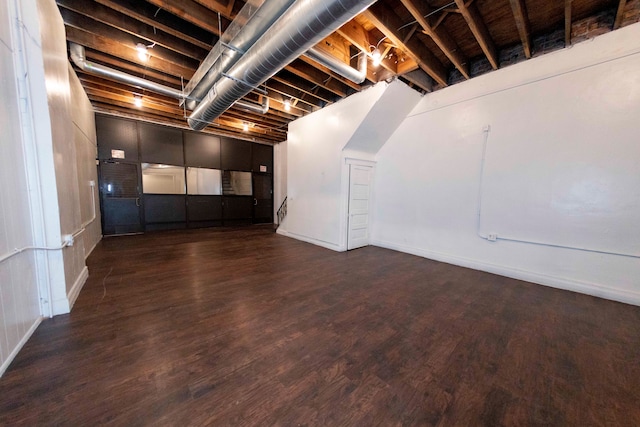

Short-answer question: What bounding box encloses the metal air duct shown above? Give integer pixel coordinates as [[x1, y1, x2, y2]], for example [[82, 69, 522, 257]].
[[188, 0, 377, 131], [185, 0, 297, 110], [69, 43, 187, 100], [305, 47, 367, 84]]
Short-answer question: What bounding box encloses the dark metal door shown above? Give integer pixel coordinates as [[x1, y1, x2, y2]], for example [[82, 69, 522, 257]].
[[252, 173, 273, 224], [99, 161, 143, 235]]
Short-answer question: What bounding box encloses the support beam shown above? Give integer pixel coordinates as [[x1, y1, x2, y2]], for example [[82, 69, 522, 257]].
[[57, 0, 208, 60], [508, 0, 532, 58], [145, 0, 230, 36], [614, 0, 627, 30], [95, 0, 215, 50], [565, 0, 572, 46], [65, 26, 195, 79], [365, 2, 448, 87], [400, 0, 470, 79], [454, 0, 498, 69], [337, 19, 401, 75]]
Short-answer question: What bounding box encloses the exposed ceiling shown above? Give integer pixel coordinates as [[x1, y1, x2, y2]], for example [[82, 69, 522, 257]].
[[57, 0, 634, 144]]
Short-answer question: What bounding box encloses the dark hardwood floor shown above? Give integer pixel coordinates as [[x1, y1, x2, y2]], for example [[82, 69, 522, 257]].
[[1, 226, 639, 425]]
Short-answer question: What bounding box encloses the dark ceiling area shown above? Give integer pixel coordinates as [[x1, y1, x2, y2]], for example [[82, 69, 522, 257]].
[[57, 0, 637, 144]]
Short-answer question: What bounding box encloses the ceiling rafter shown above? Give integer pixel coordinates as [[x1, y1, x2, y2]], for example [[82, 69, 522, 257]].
[[615, 0, 628, 30], [364, 2, 448, 87], [57, 0, 208, 61], [508, 0, 532, 58], [400, 0, 470, 79], [454, 0, 498, 70], [565, 0, 572, 46], [144, 0, 231, 36], [94, 0, 216, 50], [65, 25, 195, 78]]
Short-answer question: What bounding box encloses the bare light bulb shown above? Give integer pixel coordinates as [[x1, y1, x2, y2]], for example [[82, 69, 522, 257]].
[[136, 43, 149, 61], [133, 95, 142, 108], [243, 122, 249, 132], [372, 49, 382, 67], [284, 99, 291, 112]]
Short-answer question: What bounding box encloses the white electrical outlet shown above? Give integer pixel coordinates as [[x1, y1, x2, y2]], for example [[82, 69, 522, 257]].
[[488, 233, 498, 242], [63, 234, 74, 246]]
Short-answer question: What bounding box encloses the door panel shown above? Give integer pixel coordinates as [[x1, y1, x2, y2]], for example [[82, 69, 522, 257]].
[[253, 173, 273, 223], [347, 165, 372, 250], [100, 161, 142, 235]]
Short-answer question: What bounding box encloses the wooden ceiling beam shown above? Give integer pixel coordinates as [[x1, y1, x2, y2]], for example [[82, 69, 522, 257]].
[[508, 0, 532, 58], [284, 61, 348, 98], [298, 56, 362, 92], [82, 50, 184, 89], [94, 0, 215, 50], [92, 103, 282, 143], [145, 0, 230, 36], [264, 80, 324, 110], [615, 0, 628, 29], [336, 19, 400, 77], [400, 0, 470, 79], [454, 0, 498, 70], [65, 26, 195, 79], [191, 0, 237, 20], [60, 10, 199, 72], [364, 2, 448, 87], [565, 0, 572, 46], [271, 75, 335, 105], [57, 0, 208, 61]]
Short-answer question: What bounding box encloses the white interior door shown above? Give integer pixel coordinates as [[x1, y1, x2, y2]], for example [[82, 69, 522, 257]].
[[348, 164, 373, 250]]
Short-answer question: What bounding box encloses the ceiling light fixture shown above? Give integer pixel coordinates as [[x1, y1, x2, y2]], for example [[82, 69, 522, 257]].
[[243, 122, 249, 132], [284, 99, 291, 112], [136, 43, 150, 61], [133, 95, 143, 108], [371, 48, 382, 67]]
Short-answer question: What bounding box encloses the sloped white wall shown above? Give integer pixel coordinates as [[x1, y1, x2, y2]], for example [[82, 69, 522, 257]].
[[372, 23, 640, 305], [280, 83, 389, 250]]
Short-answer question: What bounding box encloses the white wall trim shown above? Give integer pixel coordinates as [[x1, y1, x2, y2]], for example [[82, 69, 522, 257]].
[[0, 317, 43, 377], [277, 228, 345, 252], [372, 238, 640, 307], [51, 265, 88, 315]]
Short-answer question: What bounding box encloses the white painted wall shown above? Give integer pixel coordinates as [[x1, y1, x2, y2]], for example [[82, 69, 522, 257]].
[[0, 0, 100, 375], [279, 83, 389, 250], [0, 0, 42, 377], [69, 65, 101, 258], [372, 23, 640, 305]]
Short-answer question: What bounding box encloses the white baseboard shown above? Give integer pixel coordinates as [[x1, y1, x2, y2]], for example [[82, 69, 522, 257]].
[[51, 266, 89, 315], [276, 228, 345, 252], [371, 239, 640, 307], [0, 316, 42, 377]]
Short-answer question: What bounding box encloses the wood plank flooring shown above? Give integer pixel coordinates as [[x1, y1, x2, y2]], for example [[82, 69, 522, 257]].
[[1, 226, 639, 425]]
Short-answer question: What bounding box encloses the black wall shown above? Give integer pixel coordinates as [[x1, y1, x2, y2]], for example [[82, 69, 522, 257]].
[[96, 115, 274, 234]]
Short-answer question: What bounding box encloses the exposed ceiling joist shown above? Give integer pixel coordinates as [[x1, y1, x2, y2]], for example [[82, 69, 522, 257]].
[[508, 0, 532, 58], [454, 0, 499, 70], [400, 0, 470, 79], [365, 2, 448, 86]]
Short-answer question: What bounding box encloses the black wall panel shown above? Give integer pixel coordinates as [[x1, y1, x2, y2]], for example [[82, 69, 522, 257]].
[[223, 196, 253, 222], [187, 195, 222, 222], [96, 116, 139, 161], [184, 132, 221, 168], [252, 144, 274, 173], [221, 138, 251, 171], [144, 194, 186, 223], [139, 123, 184, 165]]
